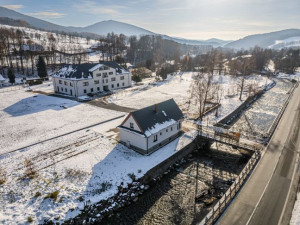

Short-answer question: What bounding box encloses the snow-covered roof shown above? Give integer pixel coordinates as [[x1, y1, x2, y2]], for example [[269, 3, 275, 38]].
[[89, 64, 104, 72], [53, 62, 129, 80], [120, 99, 183, 137], [0, 75, 5, 81]]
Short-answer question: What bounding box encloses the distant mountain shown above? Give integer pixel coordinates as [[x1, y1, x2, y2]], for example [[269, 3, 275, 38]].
[[0, 17, 31, 28], [68, 20, 155, 37], [164, 36, 232, 47], [225, 29, 300, 49], [0, 6, 70, 32], [0, 6, 230, 47]]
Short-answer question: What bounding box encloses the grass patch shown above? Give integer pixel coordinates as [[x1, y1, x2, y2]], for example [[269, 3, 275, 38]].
[[44, 190, 59, 202], [65, 168, 88, 180]]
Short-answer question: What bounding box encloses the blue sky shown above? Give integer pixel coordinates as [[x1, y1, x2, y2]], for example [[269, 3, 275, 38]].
[[1, 0, 299, 40]]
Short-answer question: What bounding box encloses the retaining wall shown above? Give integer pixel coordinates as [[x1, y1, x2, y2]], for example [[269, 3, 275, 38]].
[[141, 136, 207, 183]]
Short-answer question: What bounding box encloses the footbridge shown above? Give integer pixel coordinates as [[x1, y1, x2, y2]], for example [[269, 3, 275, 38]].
[[184, 121, 264, 152]]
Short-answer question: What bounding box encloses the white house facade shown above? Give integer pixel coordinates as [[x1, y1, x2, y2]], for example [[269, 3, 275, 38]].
[[118, 99, 184, 155], [52, 62, 131, 97], [0, 75, 5, 87]]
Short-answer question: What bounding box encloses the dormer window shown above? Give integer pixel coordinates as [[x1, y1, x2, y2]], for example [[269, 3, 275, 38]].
[[130, 122, 134, 129]]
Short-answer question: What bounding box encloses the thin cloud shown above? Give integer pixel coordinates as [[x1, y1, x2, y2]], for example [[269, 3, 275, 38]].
[[73, 0, 126, 17], [27, 11, 66, 19], [1, 4, 23, 10]]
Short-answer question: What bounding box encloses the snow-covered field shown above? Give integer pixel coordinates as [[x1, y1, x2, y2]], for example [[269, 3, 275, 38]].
[[0, 87, 124, 154]]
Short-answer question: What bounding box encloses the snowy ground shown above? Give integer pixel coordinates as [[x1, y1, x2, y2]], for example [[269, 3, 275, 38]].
[[108, 72, 272, 125], [0, 87, 124, 154], [0, 83, 196, 224], [0, 71, 273, 224], [290, 192, 300, 225]]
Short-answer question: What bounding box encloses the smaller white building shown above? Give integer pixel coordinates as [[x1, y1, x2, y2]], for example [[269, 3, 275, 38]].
[[0, 75, 5, 87], [118, 99, 184, 155], [52, 62, 131, 98]]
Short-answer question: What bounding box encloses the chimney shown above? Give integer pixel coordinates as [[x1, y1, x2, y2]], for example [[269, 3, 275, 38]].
[[154, 104, 158, 113]]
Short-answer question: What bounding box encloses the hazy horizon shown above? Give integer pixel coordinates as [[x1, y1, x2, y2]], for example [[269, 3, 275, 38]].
[[0, 0, 299, 40]]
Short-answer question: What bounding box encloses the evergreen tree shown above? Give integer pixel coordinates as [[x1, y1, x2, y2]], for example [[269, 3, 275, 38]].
[[132, 74, 142, 83], [8, 68, 15, 84], [36, 56, 47, 78]]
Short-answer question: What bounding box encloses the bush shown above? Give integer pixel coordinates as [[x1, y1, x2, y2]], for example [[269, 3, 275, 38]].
[[89, 182, 112, 195], [44, 190, 59, 202], [0, 167, 7, 185], [27, 216, 33, 223], [34, 191, 41, 198], [24, 158, 37, 179]]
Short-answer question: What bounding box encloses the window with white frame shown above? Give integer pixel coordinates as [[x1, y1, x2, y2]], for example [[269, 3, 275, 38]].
[[70, 82, 73, 87], [83, 82, 89, 86], [64, 81, 67, 86], [59, 80, 62, 84], [153, 135, 158, 142], [109, 72, 113, 75], [94, 80, 99, 84], [120, 76, 124, 80], [96, 73, 101, 77], [111, 77, 116, 82], [130, 122, 134, 129]]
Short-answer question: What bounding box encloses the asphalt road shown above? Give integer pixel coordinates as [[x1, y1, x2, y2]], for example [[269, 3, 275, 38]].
[[217, 84, 300, 225]]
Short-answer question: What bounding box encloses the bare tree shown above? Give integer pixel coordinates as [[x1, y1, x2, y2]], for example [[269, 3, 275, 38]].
[[235, 56, 254, 100], [190, 71, 214, 121]]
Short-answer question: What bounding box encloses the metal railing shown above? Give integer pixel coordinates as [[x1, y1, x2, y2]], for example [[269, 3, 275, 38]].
[[199, 151, 261, 225], [198, 125, 263, 152]]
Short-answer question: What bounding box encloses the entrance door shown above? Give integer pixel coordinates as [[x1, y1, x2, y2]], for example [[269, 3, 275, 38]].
[[70, 89, 73, 96]]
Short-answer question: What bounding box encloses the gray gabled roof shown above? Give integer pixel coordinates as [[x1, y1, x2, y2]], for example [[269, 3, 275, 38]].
[[55, 62, 128, 79], [129, 99, 183, 134], [55, 63, 98, 79]]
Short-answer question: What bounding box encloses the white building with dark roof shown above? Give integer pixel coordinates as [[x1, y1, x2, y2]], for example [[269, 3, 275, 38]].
[[52, 62, 131, 97], [118, 99, 184, 155], [0, 75, 5, 87]]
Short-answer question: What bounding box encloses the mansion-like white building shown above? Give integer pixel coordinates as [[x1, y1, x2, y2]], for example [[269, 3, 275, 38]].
[[52, 62, 132, 97]]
